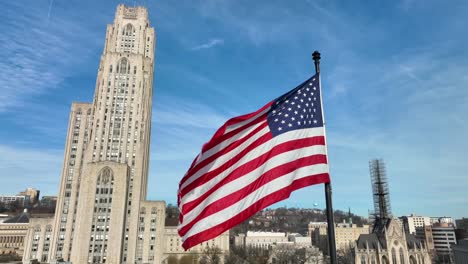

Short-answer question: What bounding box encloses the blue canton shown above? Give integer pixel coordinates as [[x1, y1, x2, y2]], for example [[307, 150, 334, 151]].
[[267, 74, 324, 137]]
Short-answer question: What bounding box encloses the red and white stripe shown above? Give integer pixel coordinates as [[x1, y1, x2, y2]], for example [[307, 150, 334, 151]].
[[178, 101, 330, 250]]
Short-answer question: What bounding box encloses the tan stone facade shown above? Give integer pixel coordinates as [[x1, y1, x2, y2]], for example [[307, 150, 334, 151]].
[[354, 219, 431, 264], [0, 222, 28, 256], [23, 4, 164, 264], [162, 226, 229, 263]]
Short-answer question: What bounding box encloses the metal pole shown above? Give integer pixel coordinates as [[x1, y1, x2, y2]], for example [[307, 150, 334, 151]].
[[312, 50, 337, 264]]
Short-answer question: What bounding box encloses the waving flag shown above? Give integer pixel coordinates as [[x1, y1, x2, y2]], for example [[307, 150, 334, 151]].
[[178, 73, 330, 250]]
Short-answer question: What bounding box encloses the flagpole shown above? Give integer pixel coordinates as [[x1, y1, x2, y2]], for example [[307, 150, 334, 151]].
[[312, 50, 337, 264]]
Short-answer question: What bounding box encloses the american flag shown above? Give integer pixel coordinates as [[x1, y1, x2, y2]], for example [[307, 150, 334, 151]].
[[178, 74, 330, 250]]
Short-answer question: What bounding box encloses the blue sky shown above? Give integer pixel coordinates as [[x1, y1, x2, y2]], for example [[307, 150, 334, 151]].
[[1, 0, 467, 219]]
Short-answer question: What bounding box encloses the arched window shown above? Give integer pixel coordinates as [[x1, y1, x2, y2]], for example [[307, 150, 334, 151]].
[[117, 58, 130, 74], [392, 248, 398, 264], [382, 256, 390, 264], [122, 24, 135, 36], [121, 24, 135, 52], [400, 248, 405, 264], [97, 167, 113, 184], [409, 256, 417, 264]]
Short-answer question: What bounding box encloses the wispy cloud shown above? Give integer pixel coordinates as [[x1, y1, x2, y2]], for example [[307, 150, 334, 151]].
[[0, 2, 101, 112], [191, 38, 224, 50]]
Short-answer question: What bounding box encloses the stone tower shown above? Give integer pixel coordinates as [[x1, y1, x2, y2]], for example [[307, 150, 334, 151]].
[[22, 5, 165, 264]]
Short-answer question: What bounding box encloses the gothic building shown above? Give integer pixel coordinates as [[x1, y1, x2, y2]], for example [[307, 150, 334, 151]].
[[22, 5, 165, 264], [354, 160, 431, 264]]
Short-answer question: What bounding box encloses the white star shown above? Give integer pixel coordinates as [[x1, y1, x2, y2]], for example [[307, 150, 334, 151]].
[[291, 102, 295, 105], [309, 120, 312, 124], [300, 99, 304, 103], [294, 111, 298, 114], [300, 115, 304, 119], [291, 117, 295, 121], [314, 120, 318, 124], [281, 120, 285, 124], [306, 88, 310, 91], [303, 93, 307, 97], [313, 87, 317, 90], [314, 97, 317, 101], [284, 114, 289, 117], [305, 103, 309, 107], [303, 109, 306, 113], [286, 100, 289, 103], [309, 82, 313, 86], [311, 92, 314, 96], [297, 121, 301, 125], [278, 127, 282, 131], [298, 90, 301, 94], [312, 78, 316, 81], [278, 112, 282, 115], [298, 105, 301, 108], [308, 98, 312, 101], [311, 103, 314, 106], [288, 107, 292, 111], [288, 123, 292, 127], [274, 118, 278, 122], [313, 109, 316, 112], [294, 96, 298, 99], [272, 110, 276, 114]]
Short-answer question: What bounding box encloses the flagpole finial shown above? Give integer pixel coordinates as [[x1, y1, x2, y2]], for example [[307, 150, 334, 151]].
[[312, 51, 321, 74]]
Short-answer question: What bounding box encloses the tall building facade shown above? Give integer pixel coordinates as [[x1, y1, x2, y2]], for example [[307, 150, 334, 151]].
[[23, 5, 165, 264]]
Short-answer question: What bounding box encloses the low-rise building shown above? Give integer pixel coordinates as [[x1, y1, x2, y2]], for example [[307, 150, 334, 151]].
[[0, 210, 30, 256], [163, 226, 229, 263], [308, 221, 370, 253], [0, 195, 29, 207]]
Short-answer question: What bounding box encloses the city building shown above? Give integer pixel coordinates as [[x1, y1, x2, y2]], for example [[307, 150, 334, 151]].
[[0, 210, 29, 256], [456, 218, 468, 231], [415, 225, 435, 257], [162, 226, 229, 263], [22, 4, 166, 264], [0, 195, 28, 207], [432, 222, 457, 263], [18, 188, 40, 204], [235, 231, 288, 249], [39, 196, 57, 208], [431, 217, 455, 226], [452, 240, 468, 264], [308, 221, 370, 253], [400, 214, 431, 235], [354, 159, 431, 264]]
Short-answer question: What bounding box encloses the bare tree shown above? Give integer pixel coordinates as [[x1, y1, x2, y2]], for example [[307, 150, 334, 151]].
[[199, 246, 222, 264]]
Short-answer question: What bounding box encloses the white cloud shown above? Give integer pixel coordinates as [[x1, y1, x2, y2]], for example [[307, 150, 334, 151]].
[[0, 2, 101, 112], [191, 38, 224, 50]]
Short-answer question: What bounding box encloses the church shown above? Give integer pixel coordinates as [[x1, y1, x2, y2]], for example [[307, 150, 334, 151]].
[[354, 160, 431, 264]]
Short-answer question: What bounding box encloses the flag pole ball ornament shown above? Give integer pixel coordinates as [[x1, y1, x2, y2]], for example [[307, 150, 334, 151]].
[[177, 73, 330, 250]]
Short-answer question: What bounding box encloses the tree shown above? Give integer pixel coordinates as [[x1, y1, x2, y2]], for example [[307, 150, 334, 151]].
[[199, 246, 222, 264], [179, 254, 198, 264], [337, 248, 355, 264], [167, 255, 179, 264]]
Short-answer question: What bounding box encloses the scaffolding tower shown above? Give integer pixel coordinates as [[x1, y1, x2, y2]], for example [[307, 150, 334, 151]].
[[369, 159, 392, 220]]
